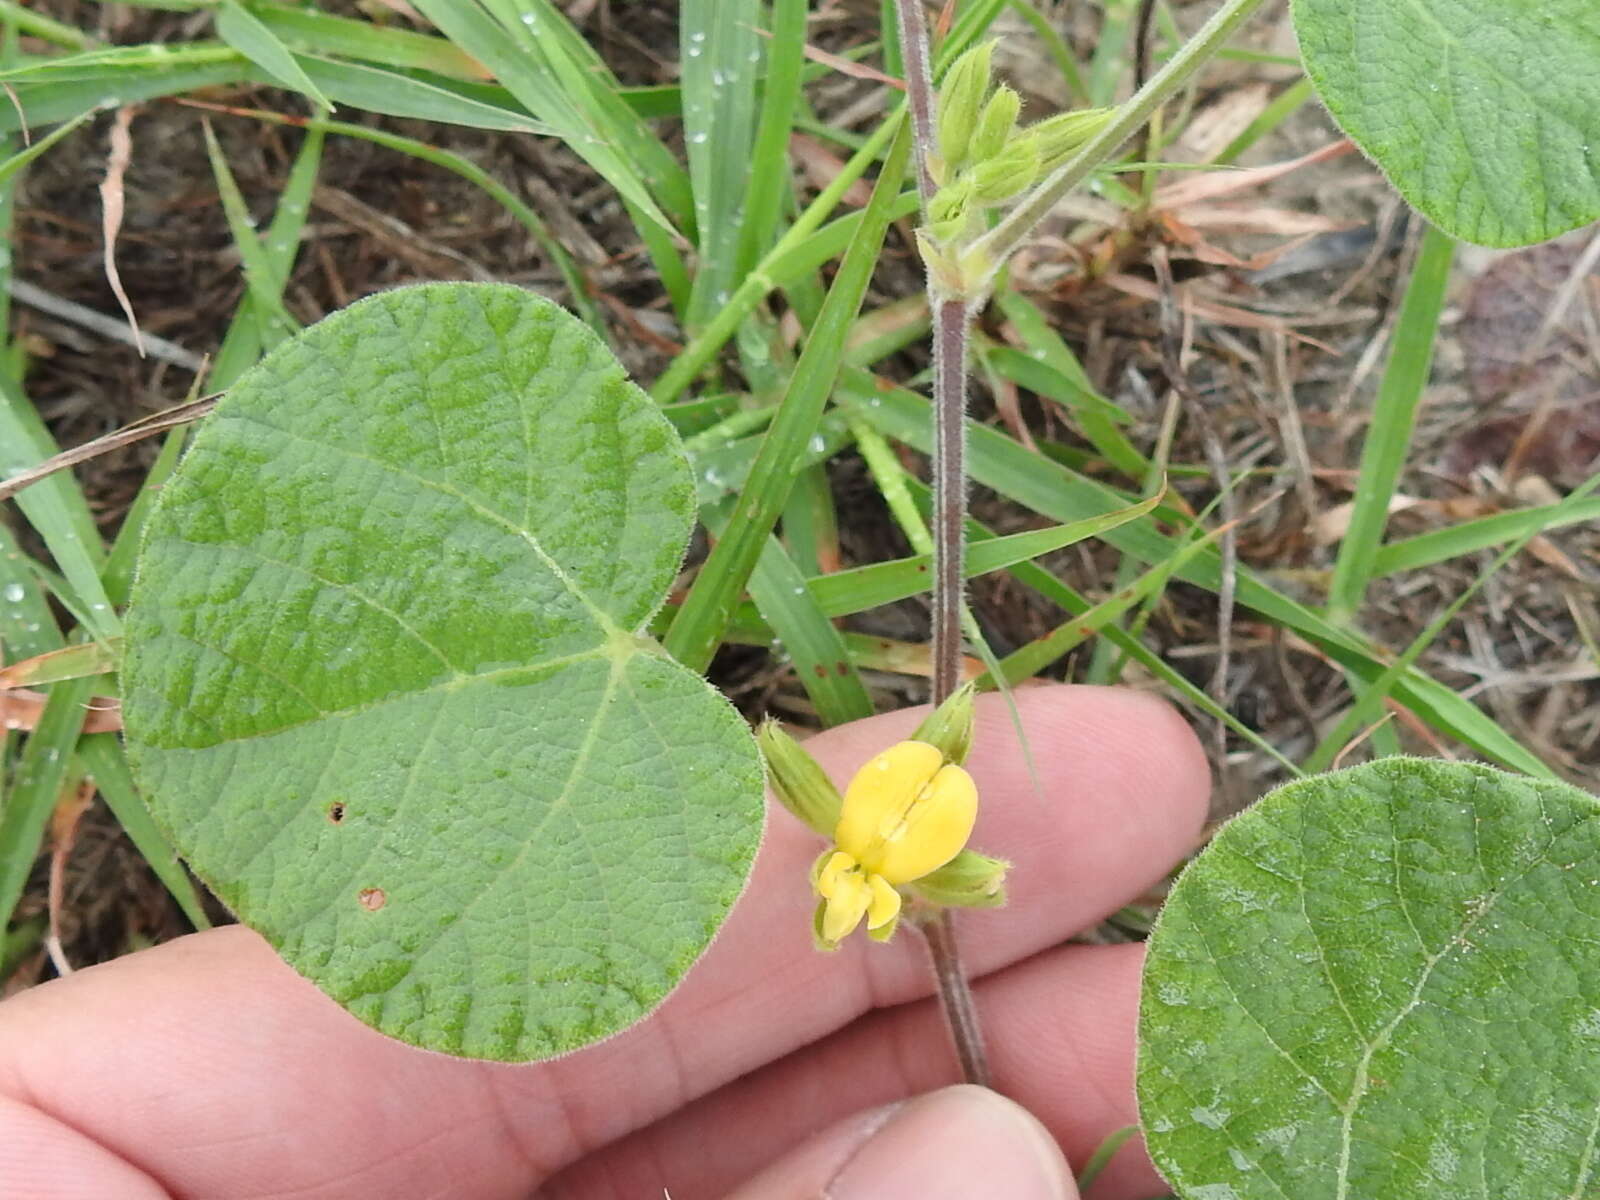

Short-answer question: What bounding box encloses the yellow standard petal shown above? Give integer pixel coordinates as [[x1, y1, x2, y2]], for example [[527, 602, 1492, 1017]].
[[836, 741, 944, 861], [872, 762, 978, 884]]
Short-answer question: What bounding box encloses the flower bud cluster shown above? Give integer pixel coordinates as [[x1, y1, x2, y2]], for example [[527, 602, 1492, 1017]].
[[758, 684, 1009, 951], [921, 41, 1113, 293]]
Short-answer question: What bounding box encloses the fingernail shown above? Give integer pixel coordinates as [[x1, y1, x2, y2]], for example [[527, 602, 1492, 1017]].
[[828, 1085, 1073, 1200]]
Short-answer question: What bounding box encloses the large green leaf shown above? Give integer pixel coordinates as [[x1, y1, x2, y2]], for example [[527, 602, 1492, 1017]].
[[1292, 0, 1600, 246], [1139, 758, 1600, 1198], [122, 284, 763, 1061]]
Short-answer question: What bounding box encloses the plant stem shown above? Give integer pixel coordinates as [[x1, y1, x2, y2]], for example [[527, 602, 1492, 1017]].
[[915, 906, 991, 1087], [893, 0, 990, 1090], [931, 296, 969, 701], [970, 0, 1269, 291], [894, 0, 939, 203]]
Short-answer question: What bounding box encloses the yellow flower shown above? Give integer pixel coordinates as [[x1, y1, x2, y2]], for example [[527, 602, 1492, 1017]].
[[813, 741, 978, 946]]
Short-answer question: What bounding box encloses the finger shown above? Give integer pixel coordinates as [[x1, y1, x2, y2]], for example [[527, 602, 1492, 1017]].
[[725, 1085, 1077, 1200], [0, 685, 1206, 1197], [546, 944, 1160, 1200]]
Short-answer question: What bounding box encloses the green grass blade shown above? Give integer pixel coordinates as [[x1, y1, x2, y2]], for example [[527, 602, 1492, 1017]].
[[983, 534, 1214, 687], [252, 1, 485, 78], [1, 916, 43, 978], [840, 371, 1550, 774], [107, 121, 326, 602], [0, 105, 96, 185], [78, 733, 210, 930], [1326, 223, 1454, 622], [0, 0, 93, 50], [409, 0, 680, 235], [750, 535, 874, 725], [1, 61, 248, 133], [0, 639, 116, 687], [933, 482, 1300, 774], [737, 0, 807, 277], [803, 497, 1162, 618], [0, 376, 118, 643], [294, 56, 546, 131], [682, 0, 760, 331], [780, 463, 838, 576], [652, 180, 920, 402], [215, 0, 332, 109], [1372, 496, 1600, 578], [0, 675, 94, 926], [200, 120, 300, 346], [664, 126, 912, 672], [0, 523, 62, 660], [993, 287, 1148, 479], [1308, 472, 1600, 772]]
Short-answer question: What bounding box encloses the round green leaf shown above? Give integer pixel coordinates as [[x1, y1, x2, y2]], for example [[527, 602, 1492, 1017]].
[[1292, 0, 1600, 246], [122, 283, 764, 1061], [1139, 758, 1600, 1198]]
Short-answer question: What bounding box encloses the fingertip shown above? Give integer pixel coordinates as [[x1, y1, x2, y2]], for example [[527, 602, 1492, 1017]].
[[727, 1086, 1077, 1200]]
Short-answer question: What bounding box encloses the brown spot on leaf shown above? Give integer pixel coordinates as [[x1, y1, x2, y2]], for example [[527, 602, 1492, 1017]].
[[357, 887, 386, 911], [327, 803, 346, 824]]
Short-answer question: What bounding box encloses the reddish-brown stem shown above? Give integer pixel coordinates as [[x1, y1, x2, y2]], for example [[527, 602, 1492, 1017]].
[[915, 906, 991, 1088], [930, 296, 969, 704], [894, 0, 939, 203]]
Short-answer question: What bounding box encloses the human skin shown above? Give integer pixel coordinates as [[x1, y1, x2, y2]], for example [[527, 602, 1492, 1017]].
[[0, 684, 1209, 1198]]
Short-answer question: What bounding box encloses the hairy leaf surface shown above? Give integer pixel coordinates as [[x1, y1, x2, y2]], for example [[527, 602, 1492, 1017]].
[[1293, 0, 1600, 246], [123, 283, 764, 1061], [1140, 758, 1600, 1197]]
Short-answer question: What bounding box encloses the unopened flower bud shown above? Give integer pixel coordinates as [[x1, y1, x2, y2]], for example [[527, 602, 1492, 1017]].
[[1030, 107, 1114, 174], [935, 40, 994, 170], [970, 130, 1040, 203], [910, 848, 1010, 908], [910, 681, 977, 766], [970, 85, 1021, 164], [757, 719, 842, 838]]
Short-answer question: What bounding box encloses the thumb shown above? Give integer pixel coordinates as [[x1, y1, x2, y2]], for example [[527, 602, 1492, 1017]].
[[724, 1084, 1078, 1200]]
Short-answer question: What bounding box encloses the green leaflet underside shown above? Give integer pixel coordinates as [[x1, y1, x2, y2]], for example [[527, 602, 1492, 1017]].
[[1139, 758, 1600, 1198], [122, 283, 764, 1062]]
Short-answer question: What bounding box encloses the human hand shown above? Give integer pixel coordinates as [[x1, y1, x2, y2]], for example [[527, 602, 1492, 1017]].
[[0, 685, 1207, 1199]]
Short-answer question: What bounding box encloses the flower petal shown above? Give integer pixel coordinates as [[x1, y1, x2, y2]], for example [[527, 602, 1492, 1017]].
[[819, 870, 872, 944], [866, 873, 902, 930], [874, 762, 978, 884], [836, 741, 944, 862]]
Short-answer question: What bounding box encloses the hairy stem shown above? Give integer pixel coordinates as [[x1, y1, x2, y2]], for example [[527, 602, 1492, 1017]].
[[915, 906, 992, 1088], [892, 0, 990, 1090], [895, 0, 939, 203], [931, 296, 970, 702]]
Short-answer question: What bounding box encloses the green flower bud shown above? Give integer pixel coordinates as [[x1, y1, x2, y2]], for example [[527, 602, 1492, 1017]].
[[910, 681, 977, 766], [970, 85, 1021, 164], [935, 40, 994, 170], [1030, 107, 1114, 174], [757, 719, 842, 838], [969, 130, 1040, 203], [909, 849, 1010, 909]]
